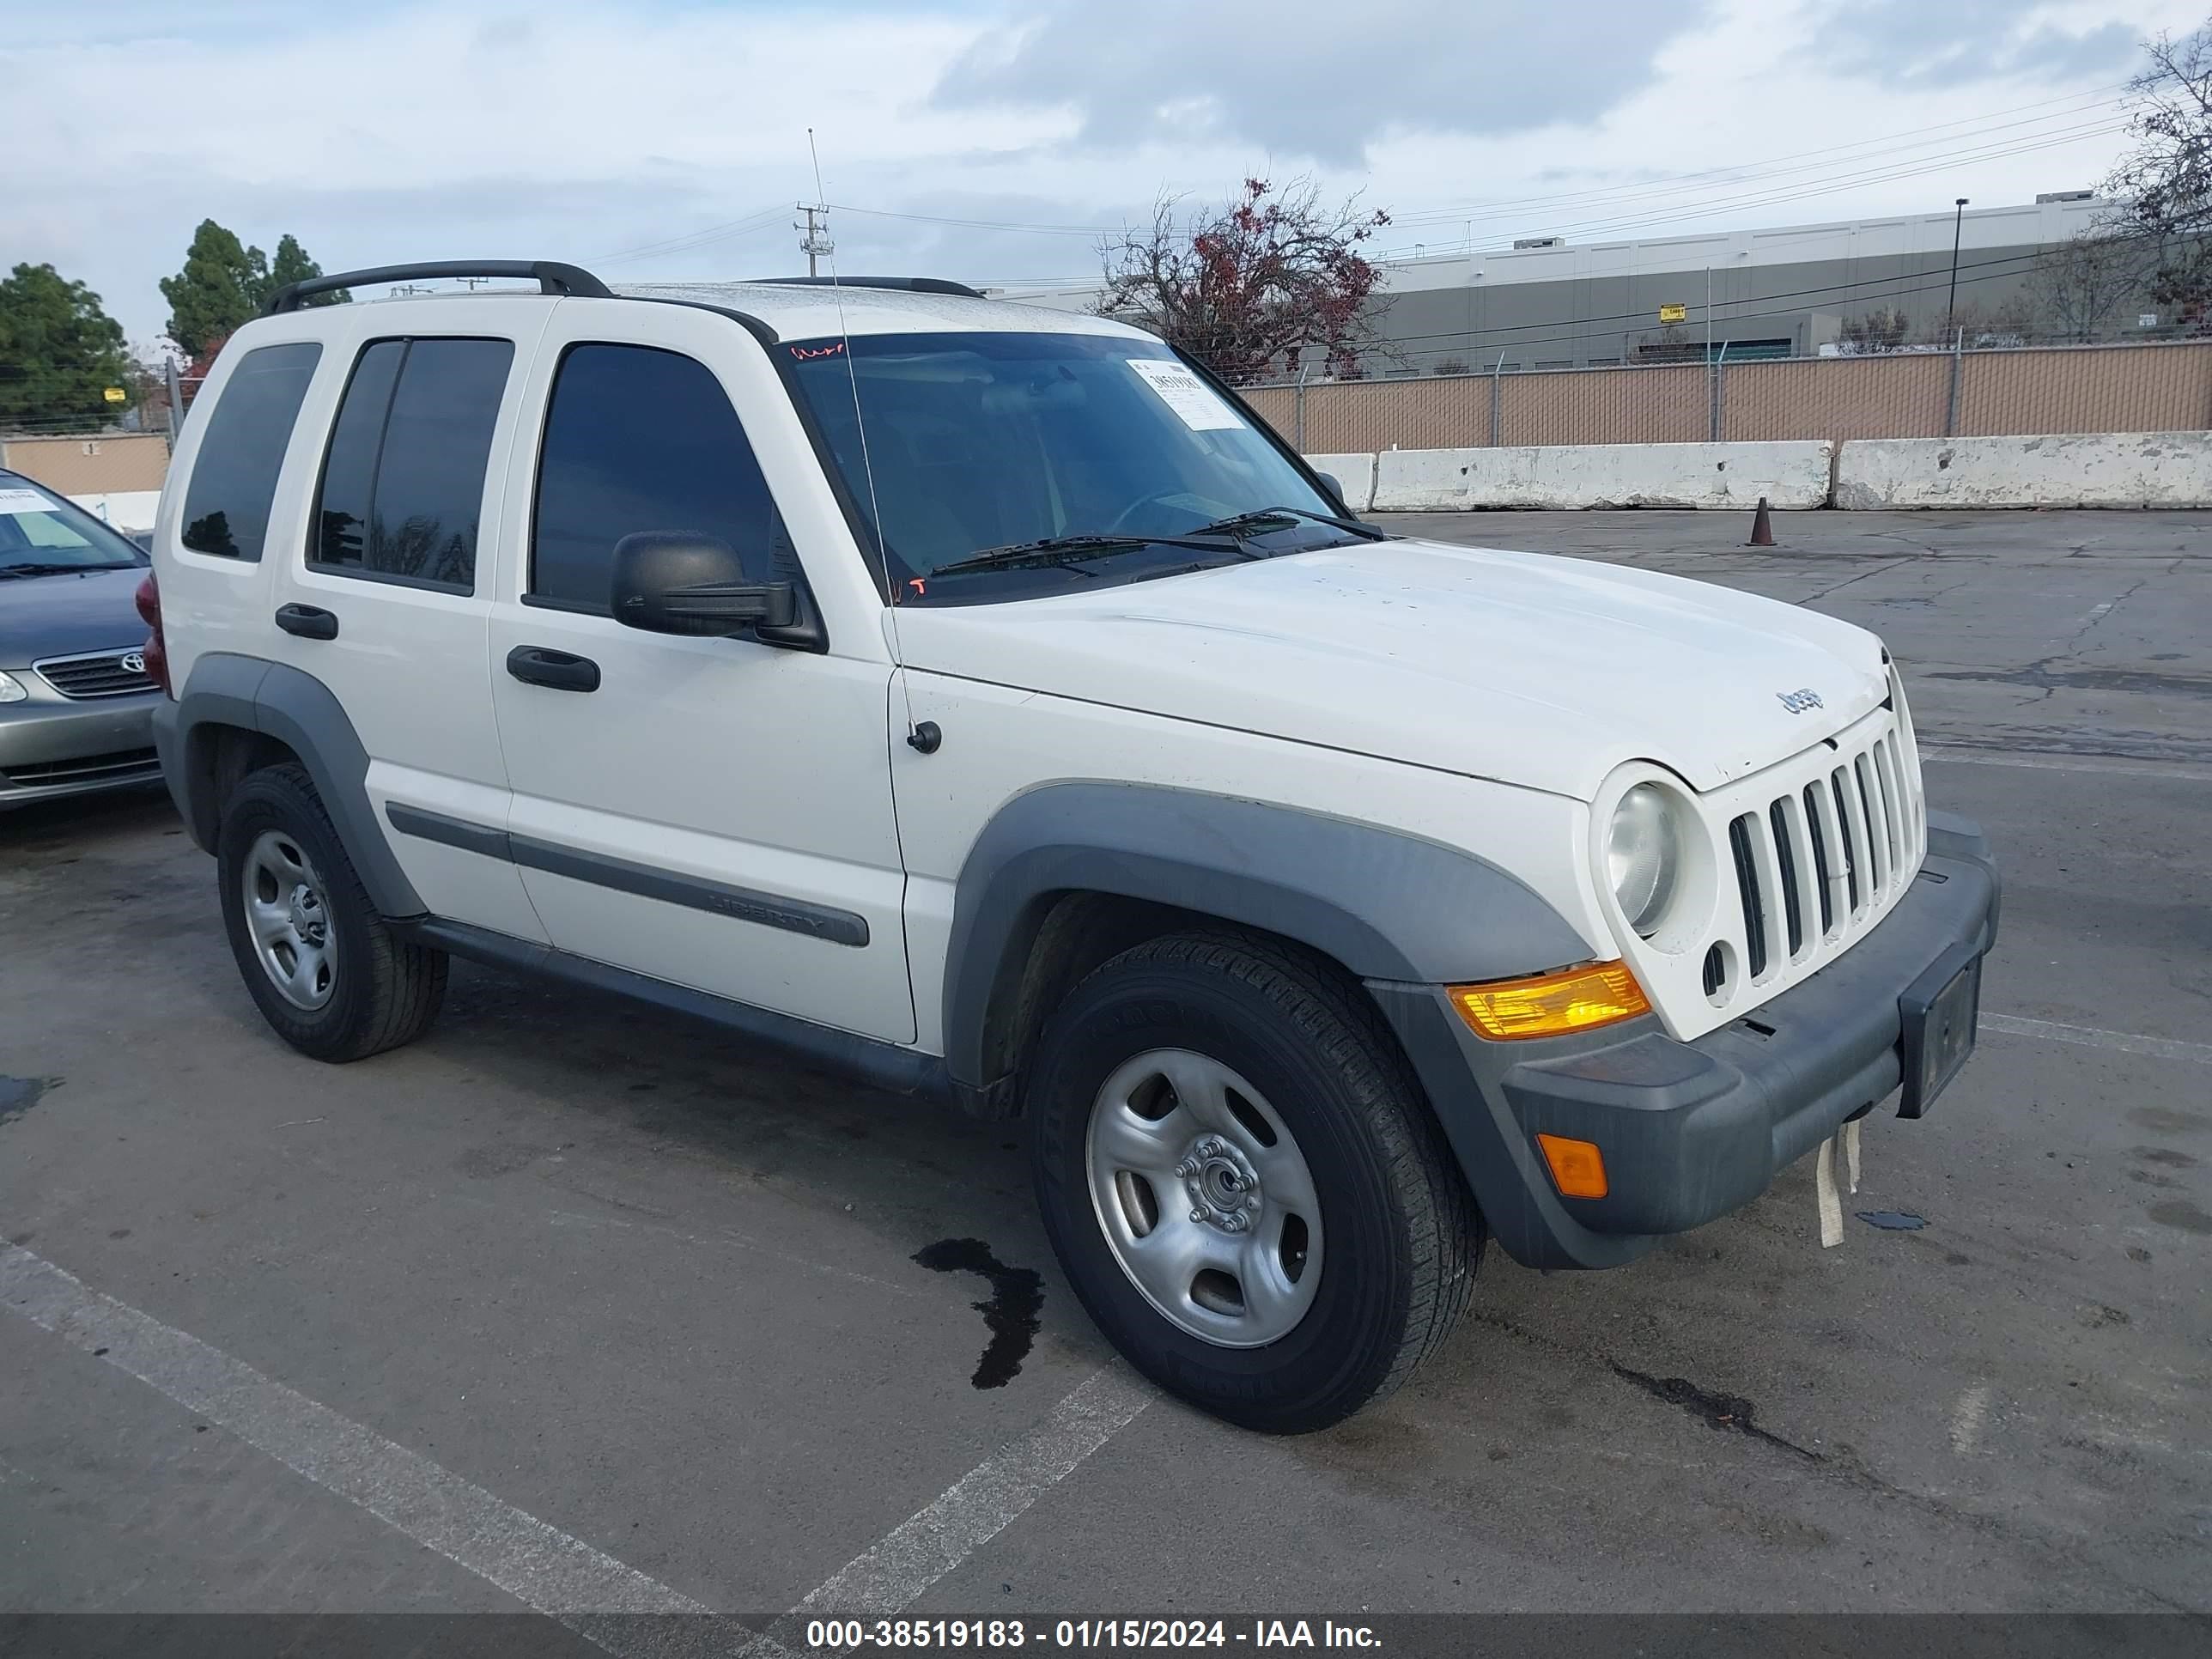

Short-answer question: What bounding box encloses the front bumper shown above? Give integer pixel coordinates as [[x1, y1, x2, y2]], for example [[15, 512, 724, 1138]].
[[0, 689, 163, 809], [1372, 811, 2000, 1269]]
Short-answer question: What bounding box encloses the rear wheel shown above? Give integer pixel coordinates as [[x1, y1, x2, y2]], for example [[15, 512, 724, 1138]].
[[1027, 931, 1480, 1432], [216, 763, 447, 1061]]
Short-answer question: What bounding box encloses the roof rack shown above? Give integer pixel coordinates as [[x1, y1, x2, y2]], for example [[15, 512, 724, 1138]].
[[262, 260, 613, 315], [747, 276, 988, 300]]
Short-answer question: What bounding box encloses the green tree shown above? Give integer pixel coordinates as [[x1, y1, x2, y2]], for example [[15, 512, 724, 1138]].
[[0, 263, 132, 429], [160, 221, 347, 363], [266, 233, 348, 307]]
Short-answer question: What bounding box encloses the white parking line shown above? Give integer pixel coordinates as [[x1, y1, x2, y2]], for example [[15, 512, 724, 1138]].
[[1980, 1012, 2212, 1066], [1923, 748, 2212, 783], [1949, 1384, 1991, 1456], [787, 1365, 1153, 1620], [0, 1241, 708, 1648], [3, 1238, 1156, 1651]]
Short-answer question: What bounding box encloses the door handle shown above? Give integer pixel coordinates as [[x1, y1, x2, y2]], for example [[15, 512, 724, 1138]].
[[274, 603, 338, 641], [506, 645, 600, 693]]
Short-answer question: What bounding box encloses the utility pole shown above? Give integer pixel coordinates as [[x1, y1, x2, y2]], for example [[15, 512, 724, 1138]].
[[1945, 198, 1969, 337], [795, 203, 833, 278]]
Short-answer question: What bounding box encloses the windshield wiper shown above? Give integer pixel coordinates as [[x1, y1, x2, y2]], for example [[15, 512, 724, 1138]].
[[931, 532, 1259, 578], [1188, 506, 1387, 542], [0, 562, 112, 579]]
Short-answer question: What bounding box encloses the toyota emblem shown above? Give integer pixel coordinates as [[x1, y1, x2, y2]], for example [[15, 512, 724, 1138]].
[[120, 651, 146, 675]]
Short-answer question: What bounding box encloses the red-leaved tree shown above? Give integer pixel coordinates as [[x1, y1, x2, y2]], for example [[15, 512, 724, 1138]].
[[1095, 178, 1390, 384]]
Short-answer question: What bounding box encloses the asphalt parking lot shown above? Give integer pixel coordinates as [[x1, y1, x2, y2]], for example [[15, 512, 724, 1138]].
[[3, 509, 2208, 1633]]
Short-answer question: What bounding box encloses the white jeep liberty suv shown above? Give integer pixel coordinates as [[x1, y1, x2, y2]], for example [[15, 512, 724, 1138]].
[[145, 260, 1998, 1432]]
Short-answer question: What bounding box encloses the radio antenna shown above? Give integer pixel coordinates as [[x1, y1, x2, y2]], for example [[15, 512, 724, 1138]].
[[807, 133, 901, 628]]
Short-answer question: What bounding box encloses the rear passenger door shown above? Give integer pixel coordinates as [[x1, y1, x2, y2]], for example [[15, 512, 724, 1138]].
[[261, 302, 551, 943], [484, 301, 913, 1042]]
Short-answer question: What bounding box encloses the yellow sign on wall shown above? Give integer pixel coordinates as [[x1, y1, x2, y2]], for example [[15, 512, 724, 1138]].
[[1657, 303, 1688, 325], [102, 386, 128, 404]]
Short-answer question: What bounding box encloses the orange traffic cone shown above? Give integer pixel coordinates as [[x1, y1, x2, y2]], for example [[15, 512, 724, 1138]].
[[1747, 496, 1775, 547]]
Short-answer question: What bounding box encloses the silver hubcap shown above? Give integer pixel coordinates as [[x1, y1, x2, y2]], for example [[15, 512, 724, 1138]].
[[1085, 1049, 1322, 1348], [242, 830, 336, 1011]]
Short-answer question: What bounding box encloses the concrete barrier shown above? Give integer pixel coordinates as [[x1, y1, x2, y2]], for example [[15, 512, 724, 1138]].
[[1370, 441, 1832, 511], [68, 490, 163, 532], [1304, 453, 1376, 512], [1834, 431, 2212, 508]]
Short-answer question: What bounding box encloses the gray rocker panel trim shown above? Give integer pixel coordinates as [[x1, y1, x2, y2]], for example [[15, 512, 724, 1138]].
[[941, 781, 1592, 1089], [386, 802, 870, 947], [161, 653, 426, 919], [402, 917, 945, 1097]]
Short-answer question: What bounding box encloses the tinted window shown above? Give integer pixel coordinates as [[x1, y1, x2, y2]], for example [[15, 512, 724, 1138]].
[[310, 337, 512, 592], [179, 342, 321, 561], [532, 343, 781, 610]]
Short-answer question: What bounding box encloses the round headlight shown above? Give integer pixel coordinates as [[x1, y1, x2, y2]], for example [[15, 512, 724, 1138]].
[[1607, 783, 1680, 936]]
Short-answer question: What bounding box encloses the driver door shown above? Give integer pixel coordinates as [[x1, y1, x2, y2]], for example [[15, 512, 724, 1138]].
[[484, 300, 913, 1043]]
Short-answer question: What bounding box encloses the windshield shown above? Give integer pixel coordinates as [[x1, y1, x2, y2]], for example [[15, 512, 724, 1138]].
[[0, 481, 149, 576], [781, 331, 1357, 604]]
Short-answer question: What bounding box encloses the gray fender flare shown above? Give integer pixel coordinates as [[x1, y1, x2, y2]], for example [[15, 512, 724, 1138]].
[[155, 652, 425, 919], [940, 781, 1591, 1090]]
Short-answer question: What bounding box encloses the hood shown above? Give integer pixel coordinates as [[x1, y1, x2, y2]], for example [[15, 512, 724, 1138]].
[[892, 539, 1889, 800], [0, 566, 151, 670]]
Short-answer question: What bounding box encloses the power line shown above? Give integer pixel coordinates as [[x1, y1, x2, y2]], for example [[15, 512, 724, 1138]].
[[811, 90, 2130, 255], [1381, 88, 2129, 231], [1368, 118, 2128, 258], [594, 204, 789, 264]]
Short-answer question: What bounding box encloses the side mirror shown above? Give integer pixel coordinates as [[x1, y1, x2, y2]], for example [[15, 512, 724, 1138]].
[[1315, 471, 1347, 513], [611, 532, 798, 636]]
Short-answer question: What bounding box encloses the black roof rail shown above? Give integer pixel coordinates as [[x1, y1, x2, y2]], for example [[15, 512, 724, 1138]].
[[261, 260, 613, 315], [747, 276, 988, 300]]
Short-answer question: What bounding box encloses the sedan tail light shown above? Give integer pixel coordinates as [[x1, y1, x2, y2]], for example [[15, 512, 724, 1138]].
[[134, 570, 171, 696]]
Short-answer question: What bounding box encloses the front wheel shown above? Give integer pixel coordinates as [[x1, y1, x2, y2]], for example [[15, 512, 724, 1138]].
[[1027, 932, 1480, 1432]]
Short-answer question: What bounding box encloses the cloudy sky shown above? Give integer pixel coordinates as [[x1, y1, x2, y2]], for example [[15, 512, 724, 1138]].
[[6, 0, 2200, 348]]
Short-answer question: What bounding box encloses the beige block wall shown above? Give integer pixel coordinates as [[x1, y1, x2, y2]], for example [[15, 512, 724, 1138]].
[[1, 433, 171, 495]]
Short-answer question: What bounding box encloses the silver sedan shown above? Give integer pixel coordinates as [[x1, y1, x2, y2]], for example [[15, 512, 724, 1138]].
[[0, 471, 166, 810]]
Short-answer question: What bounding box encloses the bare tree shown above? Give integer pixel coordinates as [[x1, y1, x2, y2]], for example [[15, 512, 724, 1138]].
[[1837, 307, 1912, 354], [2027, 233, 2154, 341], [1917, 295, 2035, 350], [2106, 21, 2212, 327], [1096, 178, 1391, 385]]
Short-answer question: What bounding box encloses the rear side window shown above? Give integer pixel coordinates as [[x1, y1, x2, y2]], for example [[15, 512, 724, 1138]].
[[311, 337, 514, 592], [531, 343, 781, 611], [178, 342, 321, 561]]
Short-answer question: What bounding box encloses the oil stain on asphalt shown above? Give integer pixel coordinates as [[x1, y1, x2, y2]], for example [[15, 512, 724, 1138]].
[[0, 1076, 53, 1127], [913, 1237, 1043, 1389], [1856, 1210, 1928, 1231], [1612, 1364, 1823, 1461]]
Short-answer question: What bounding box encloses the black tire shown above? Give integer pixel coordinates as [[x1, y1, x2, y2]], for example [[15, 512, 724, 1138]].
[[216, 763, 447, 1061], [1027, 930, 1480, 1432]]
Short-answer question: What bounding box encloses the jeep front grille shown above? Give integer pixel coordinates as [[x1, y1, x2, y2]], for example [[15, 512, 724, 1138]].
[[1721, 724, 1922, 1004], [1606, 695, 1926, 1041]]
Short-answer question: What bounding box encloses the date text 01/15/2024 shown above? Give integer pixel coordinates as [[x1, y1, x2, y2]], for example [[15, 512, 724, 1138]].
[[804, 1620, 1382, 1649]]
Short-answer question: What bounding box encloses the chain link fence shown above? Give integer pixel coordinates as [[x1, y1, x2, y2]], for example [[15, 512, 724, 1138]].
[[1243, 338, 2212, 453]]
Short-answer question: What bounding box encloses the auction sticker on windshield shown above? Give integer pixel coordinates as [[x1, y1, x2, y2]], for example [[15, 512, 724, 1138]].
[[1127, 359, 1243, 430], [0, 489, 55, 515]]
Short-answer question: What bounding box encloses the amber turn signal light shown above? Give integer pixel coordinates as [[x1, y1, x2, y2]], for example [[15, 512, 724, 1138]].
[[1447, 961, 1650, 1041], [1535, 1133, 1608, 1199]]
